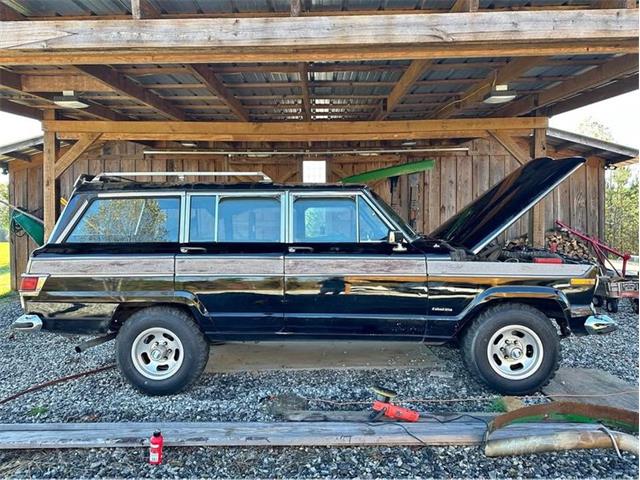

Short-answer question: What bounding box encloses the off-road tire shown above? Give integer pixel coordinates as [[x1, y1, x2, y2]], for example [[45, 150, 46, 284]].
[[460, 303, 560, 395], [606, 298, 619, 314], [116, 306, 209, 395]]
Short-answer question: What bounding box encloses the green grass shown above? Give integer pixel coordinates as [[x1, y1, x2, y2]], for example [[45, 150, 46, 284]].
[[0, 242, 11, 298]]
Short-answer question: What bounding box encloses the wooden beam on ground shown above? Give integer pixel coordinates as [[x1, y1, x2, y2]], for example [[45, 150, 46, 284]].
[[0, 3, 24, 21], [549, 74, 639, 116], [373, 60, 431, 120], [434, 57, 546, 118], [74, 65, 186, 121], [187, 65, 249, 121], [42, 110, 57, 238], [498, 54, 639, 117], [0, 421, 601, 450], [488, 131, 531, 165], [131, 0, 161, 19], [529, 126, 547, 247], [450, 0, 479, 12], [54, 133, 102, 178], [43, 117, 548, 142], [0, 99, 41, 120], [298, 63, 312, 121], [0, 10, 636, 65]]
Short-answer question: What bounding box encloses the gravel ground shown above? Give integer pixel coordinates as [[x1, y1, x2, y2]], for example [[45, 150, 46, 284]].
[[0, 297, 637, 478]]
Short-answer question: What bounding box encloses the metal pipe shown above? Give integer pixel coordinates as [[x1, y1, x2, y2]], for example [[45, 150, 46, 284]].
[[75, 332, 117, 353], [485, 431, 639, 457], [143, 147, 469, 157]]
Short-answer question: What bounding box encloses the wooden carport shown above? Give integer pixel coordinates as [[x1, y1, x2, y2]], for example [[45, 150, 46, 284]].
[[0, 1, 638, 274]]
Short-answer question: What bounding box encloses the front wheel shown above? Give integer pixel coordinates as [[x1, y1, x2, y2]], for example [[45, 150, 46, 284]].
[[115, 306, 209, 395], [460, 303, 560, 395]]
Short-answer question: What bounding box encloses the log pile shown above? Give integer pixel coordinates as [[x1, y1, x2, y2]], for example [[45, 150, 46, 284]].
[[505, 230, 596, 263]]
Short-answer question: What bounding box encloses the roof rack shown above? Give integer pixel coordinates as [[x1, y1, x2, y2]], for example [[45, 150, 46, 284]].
[[90, 171, 273, 183]]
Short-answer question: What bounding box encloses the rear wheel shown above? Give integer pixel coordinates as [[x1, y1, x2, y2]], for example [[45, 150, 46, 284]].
[[115, 307, 209, 395], [606, 298, 619, 313], [461, 303, 560, 395]]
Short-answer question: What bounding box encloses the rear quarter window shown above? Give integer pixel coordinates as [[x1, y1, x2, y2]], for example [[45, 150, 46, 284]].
[[66, 197, 180, 243]]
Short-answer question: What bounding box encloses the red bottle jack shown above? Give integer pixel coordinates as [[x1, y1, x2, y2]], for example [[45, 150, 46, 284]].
[[149, 431, 163, 465]]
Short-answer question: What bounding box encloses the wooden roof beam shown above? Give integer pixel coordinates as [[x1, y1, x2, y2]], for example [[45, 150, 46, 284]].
[[0, 10, 636, 65], [188, 65, 249, 121], [43, 117, 547, 142], [372, 59, 431, 120], [131, 0, 161, 19], [0, 68, 125, 121], [74, 65, 186, 121], [434, 56, 546, 118], [497, 54, 639, 117], [298, 63, 312, 121]]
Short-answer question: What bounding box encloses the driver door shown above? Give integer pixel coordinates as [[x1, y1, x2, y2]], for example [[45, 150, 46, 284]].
[[283, 192, 428, 339]]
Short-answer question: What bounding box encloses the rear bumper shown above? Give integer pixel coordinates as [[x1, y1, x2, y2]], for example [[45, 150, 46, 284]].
[[11, 313, 110, 334]]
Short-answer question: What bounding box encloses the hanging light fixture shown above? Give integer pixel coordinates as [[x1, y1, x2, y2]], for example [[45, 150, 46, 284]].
[[483, 84, 517, 104], [53, 90, 89, 109]]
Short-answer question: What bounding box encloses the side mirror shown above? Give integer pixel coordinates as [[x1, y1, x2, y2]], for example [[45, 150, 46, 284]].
[[387, 230, 407, 252]]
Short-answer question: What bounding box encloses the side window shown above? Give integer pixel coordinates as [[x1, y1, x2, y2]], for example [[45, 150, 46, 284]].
[[358, 197, 390, 241], [217, 197, 281, 242], [293, 197, 356, 243], [189, 196, 216, 242], [66, 197, 180, 243]]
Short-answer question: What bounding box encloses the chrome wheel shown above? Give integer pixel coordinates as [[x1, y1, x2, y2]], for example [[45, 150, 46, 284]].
[[131, 327, 184, 380], [487, 325, 544, 380]]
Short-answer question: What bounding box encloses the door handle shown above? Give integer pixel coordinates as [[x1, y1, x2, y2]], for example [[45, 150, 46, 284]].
[[180, 246, 207, 254], [288, 246, 314, 253]]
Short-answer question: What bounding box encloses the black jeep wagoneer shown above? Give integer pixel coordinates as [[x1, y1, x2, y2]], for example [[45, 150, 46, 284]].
[[15, 157, 616, 395]]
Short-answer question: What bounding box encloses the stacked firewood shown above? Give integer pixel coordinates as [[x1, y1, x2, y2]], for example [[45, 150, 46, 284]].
[[504, 230, 596, 262], [545, 229, 597, 262]]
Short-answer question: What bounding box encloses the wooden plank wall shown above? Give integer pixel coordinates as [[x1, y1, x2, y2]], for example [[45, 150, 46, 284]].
[[8, 138, 604, 288]]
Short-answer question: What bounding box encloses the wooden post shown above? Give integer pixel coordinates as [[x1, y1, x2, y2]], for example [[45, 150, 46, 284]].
[[529, 127, 547, 246], [42, 110, 58, 239]]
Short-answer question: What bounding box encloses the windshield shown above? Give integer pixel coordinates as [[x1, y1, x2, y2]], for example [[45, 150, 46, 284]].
[[368, 190, 418, 240]]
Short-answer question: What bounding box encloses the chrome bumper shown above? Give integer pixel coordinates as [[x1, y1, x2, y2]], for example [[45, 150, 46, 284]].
[[584, 314, 618, 335], [11, 314, 43, 332]]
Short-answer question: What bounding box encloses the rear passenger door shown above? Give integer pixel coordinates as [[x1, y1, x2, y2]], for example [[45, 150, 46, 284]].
[[283, 193, 428, 339], [175, 192, 285, 338]]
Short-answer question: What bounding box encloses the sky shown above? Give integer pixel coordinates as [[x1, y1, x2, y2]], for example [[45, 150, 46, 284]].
[[0, 90, 638, 180]]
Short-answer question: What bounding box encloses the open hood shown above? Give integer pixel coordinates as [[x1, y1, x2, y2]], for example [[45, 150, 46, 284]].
[[429, 157, 586, 254]]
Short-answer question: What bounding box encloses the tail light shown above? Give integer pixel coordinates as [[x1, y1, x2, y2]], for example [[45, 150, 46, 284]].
[[19, 275, 47, 295]]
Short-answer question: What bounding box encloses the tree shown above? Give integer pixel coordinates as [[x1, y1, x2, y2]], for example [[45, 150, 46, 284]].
[[0, 183, 9, 241], [604, 167, 639, 255], [576, 116, 614, 142]]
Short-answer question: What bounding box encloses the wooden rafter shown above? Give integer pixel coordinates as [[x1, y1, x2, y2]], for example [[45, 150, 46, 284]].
[[372, 60, 431, 120], [433, 57, 546, 118], [450, 0, 479, 13], [0, 68, 124, 121], [187, 65, 249, 122], [0, 3, 24, 21], [548, 74, 639, 116], [74, 65, 186, 121], [0, 99, 42, 120], [497, 54, 639, 117], [298, 63, 312, 121], [0, 10, 636, 65], [131, 0, 161, 19], [43, 117, 547, 142]]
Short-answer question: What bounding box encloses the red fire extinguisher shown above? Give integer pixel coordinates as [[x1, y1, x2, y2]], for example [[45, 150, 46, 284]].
[[149, 430, 163, 465]]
